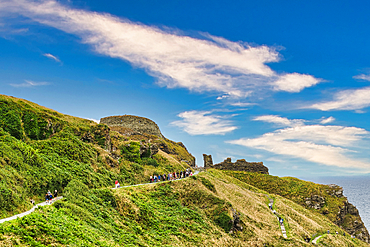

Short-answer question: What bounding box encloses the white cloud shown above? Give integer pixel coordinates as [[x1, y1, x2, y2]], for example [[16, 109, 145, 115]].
[[0, 0, 321, 97], [171, 110, 237, 135], [85, 118, 100, 124], [253, 115, 305, 127], [217, 95, 229, 100], [43, 53, 61, 63], [10, 80, 49, 87], [320, 116, 335, 124], [230, 102, 255, 107], [273, 73, 321, 92], [308, 87, 370, 111], [227, 118, 370, 170], [353, 74, 370, 81]]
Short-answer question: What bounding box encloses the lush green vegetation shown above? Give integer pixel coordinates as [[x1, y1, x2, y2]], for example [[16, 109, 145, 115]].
[[0, 95, 190, 219], [0, 95, 368, 246]]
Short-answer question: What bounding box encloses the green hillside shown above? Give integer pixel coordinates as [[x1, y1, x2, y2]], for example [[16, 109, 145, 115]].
[[224, 170, 369, 243], [0, 95, 368, 246], [0, 95, 190, 219]]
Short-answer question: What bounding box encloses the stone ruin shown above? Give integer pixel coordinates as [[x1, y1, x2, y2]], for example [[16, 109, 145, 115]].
[[203, 154, 269, 174]]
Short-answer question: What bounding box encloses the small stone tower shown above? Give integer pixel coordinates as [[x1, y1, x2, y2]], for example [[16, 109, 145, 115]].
[[203, 154, 213, 168]]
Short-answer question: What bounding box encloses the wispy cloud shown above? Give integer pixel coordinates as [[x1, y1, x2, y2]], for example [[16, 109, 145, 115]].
[[227, 116, 370, 170], [171, 110, 237, 135], [10, 80, 49, 87], [353, 74, 370, 81], [0, 0, 322, 98], [320, 116, 335, 124], [230, 102, 255, 107], [253, 115, 305, 127], [307, 87, 370, 111], [43, 53, 61, 63]]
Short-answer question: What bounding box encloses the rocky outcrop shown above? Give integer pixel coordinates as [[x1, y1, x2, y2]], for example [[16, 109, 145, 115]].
[[203, 154, 213, 168], [204, 156, 269, 174], [157, 142, 176, 155], [140, 143, 159, 158], [335, 200, 370, 243], [229, 208, 243, 234], [305, 195, 325, 210], [326, 184, 344, 198], [100, 115, 164, 138]]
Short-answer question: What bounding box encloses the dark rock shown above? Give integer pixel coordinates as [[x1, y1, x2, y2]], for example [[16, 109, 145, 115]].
[[326, 184, 344, 198], [158, 142, 176, 155], [335, 200, 370, 243], [305, 195, 325, 210], [229, 208, 243, 234]]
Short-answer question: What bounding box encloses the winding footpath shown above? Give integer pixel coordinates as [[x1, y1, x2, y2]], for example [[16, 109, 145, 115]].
[[312, 234, 323, 244], [112, 171, 200, 190], [266, 196, 287, 239], [0, 171, 200, 225], [0, 196, 63, 224]]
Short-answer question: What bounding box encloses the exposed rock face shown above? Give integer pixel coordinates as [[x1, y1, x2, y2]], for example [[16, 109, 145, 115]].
[[203, 154, 213, 168], [335, 200, 370, 243], [204, 156, 269, 174], [139, 143, 159, 158], [305, 195, 325, 210], [158, 142, 176, 155], [229, 208, 243, 234], [326, 184, 344, 198], [100, 115, 164, 138]]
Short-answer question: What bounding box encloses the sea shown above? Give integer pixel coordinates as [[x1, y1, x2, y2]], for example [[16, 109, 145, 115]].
[[305, 176, 370, 231]]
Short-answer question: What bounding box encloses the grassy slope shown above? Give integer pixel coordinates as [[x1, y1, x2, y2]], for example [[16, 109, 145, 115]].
[[0, 95, 366, 246], [223, 171, 346, 222], [0, 95, 189, 218], [224, 170, 370, 244], [0, 170, 366, 246]]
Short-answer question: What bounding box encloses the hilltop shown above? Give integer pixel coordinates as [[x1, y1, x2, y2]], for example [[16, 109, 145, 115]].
[[0, 94, 368, 246]]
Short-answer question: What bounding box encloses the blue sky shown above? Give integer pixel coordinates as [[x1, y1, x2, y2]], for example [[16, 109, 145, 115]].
[[1, 0, 370, 177]]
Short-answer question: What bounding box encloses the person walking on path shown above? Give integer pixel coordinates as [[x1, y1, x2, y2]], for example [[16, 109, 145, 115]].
[[54, 190, 58, 199], [115, 180, 120, 188], [150, 176, 153, 183], [45, 193, 50, 204]]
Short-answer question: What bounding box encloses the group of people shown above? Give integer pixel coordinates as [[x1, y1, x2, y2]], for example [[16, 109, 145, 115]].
[[45, 190, 58, 204], [149, 168, 193, 183]]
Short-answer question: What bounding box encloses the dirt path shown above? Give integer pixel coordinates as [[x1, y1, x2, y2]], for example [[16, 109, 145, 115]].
[[1, 171, 200, 224], [266, 196, 288, 238], [312, 234, 324, 244], [0, 196, 63, 224], [112, 171, 199, 189]]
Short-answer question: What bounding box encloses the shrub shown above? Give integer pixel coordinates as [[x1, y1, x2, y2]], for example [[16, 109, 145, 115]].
[[141, 158, 159, 167], [200, 177, 216, 193], [121, 142, 141, 163], [215, 211, 233, 233]]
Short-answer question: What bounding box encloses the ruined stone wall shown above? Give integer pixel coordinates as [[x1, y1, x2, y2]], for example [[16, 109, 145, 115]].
[[100, 115, 163, 138], [203, 154, 213, 168], [203, 155, 269, 174]]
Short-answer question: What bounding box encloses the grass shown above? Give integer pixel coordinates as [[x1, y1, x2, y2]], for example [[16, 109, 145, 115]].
[[223, 170, 363, 235], [0, 95, 368, 246]]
